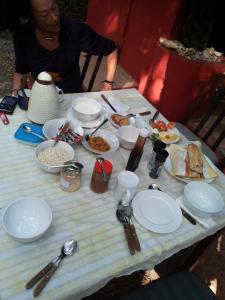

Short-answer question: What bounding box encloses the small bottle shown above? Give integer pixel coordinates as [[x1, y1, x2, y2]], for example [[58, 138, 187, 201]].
[[149, 149, 169, 179], [60, 161, 83, 192], [90, 158, 113, 193], [148, 140, 166, 170], [126, 128, 149, 172]]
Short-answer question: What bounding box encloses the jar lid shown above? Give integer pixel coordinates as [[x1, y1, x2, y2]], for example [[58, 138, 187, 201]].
[[153, 140, 166, 151], [95, 159, 113, 175], [155, 149, 169, 162]]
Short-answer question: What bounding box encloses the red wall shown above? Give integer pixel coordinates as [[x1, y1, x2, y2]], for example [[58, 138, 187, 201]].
[[86, 0, 225, 121]]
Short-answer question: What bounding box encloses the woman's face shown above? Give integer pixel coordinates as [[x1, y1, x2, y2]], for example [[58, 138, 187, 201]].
[[31, 0, 60, 34]]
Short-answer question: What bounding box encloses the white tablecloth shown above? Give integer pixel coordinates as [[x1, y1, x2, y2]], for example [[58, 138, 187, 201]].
[[0, 88, 225, 300]]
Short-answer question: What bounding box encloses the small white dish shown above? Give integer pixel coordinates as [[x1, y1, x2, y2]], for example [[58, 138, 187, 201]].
[[164, 153, 217, 183], [2, 197, 52, 243], [72, 97, 101, 121], [42, 118, 83, 141], [117, 125, 140, 150], [132, 190, 182, 233], [183, 182, 224, 218], [35, 140, 75, 173], [158, 128, 181, 144], [67, 107, 106, 129], [82, 129, 119, 154]]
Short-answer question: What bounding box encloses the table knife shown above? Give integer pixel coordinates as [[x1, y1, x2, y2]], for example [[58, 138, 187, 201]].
[[180, 207, 197, 225]]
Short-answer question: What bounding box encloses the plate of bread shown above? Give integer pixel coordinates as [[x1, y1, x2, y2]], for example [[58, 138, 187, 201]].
[[110, 113, 131, 127], [164, 142, 217, 183]]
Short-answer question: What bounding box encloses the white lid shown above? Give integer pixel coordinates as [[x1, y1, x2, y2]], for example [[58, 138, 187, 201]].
[[38, 71, 52, 81], [139, 128, 149, 137]]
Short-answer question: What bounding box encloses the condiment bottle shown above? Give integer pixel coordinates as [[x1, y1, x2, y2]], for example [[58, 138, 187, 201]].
[[126, 128, 149, 172], [90, 157, 113, 193], [148, 140, 166, 170], [60, 161, 83, 192], [149, 149, 169, 179]]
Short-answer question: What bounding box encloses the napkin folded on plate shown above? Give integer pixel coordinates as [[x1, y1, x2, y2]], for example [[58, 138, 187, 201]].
[[100, 95, 129, 113], [169, 142, 217, 180]]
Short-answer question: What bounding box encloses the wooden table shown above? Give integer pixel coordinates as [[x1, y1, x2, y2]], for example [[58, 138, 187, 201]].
[[0, 88, 225, 300]]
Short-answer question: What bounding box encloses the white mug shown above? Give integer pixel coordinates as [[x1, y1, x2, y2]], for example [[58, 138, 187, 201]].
[[114, 170, 139, 202], [56, 86, 64, 103]]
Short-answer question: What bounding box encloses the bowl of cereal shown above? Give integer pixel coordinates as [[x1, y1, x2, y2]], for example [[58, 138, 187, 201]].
[[35, 140, 75, 173]]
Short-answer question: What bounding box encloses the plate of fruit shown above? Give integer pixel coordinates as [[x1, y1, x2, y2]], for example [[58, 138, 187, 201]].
[[150, 121, 181, 144]]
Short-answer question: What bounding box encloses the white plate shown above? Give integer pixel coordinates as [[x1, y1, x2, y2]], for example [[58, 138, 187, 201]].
[[67, 107, 106, 129], [164, 153, 217, 183], [132, 190, 182, 233], [158, 127, 181, 144], [82, 129, 119, 154], [109, 113, 131, 128]]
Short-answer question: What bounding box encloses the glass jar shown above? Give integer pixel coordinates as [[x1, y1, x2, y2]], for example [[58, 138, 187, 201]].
[[148, 140, 166, 170], [90, 158, 113, 193], [149, 149, 169, 179], [60, 161, 82, 192]]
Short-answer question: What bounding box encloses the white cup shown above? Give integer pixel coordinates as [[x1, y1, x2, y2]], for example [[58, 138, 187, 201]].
[[56, 86, 64, 103], [114, 170, 139, 203]]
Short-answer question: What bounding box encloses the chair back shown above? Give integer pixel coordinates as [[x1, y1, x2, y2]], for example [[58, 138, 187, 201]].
[[80, 53, 103, 92], [182, 73, 225, 152]]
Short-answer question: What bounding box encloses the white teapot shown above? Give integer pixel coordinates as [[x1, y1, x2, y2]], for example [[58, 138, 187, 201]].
[[27, 71, 63, 124]]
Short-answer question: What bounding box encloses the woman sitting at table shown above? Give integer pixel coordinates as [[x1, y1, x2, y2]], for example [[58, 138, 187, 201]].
[[12, 0, 118, 96]]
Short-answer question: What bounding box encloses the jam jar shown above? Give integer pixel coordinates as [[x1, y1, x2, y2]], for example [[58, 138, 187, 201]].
[[60, 161, 83, 192], [90, 157, 113, 193]]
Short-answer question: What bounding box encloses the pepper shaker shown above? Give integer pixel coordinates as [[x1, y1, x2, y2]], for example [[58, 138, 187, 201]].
[[148, 140, 166, 170], [149, 149, 169, 179]]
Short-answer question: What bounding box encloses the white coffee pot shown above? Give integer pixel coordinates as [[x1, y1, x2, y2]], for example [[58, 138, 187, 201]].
[[27, 71, 63, 124]]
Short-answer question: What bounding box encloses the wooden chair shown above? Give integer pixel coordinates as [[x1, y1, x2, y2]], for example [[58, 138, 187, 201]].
[[176, 73, 225, 166], [118, 271, 218, 300], [79, 52, 138, 92]]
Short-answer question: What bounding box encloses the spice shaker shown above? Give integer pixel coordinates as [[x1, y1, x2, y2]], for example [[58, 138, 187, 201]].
[[149, 149, 169, 179], [60, 161, 84, 192], [90, 157, 113, 193], [126, 127, 149, 172], [148, 140, 166, 170]]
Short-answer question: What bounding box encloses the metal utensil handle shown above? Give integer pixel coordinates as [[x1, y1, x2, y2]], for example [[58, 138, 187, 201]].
[[31, 131, 46, 140], [129, 224, 141, 252], [89, 118, 108, 137], [25, 262, 54, 289], [33, 265, 58, 297], [123, 223, 135, 255], [101, 94, 117, 112]]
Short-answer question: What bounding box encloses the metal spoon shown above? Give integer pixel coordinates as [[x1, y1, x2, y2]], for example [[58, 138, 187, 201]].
[[50, 162, 84, 169], [85, 118, 108, 141], [23, 124, 46, 140], [26, 239, 77, 297]]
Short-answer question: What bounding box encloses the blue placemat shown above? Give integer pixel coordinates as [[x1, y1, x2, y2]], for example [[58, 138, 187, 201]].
[[14, 123, 44, 146]]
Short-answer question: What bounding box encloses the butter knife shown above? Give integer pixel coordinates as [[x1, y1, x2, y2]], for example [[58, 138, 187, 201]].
[[180, 208, 197, 225]]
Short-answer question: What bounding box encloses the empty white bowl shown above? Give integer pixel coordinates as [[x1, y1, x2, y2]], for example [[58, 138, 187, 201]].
[[72, 97, 101, 121], [2, 197, 52, 242], [42, 118, 83, 143], [183, 182, 224, 218], [117, 125, 140, 150], [35, 140, 75, 173]]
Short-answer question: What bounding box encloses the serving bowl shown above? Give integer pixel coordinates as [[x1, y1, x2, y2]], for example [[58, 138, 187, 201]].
[[72, 97, 101, 121], [183, 182, 224, 218], [117, 125, 140, 150], [42, 118, 83, 143], [2, 197, 52, 242], [35, 140, 75, 173]]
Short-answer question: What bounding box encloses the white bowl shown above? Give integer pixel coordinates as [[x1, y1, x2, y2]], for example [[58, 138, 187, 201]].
[[183, 182, 224, 218], [35, 140, 75, 173], [42, 118, 83, 143], [72, 97, 101, 121], [117, 125, 140, 150], [2, 197, 52, 243]]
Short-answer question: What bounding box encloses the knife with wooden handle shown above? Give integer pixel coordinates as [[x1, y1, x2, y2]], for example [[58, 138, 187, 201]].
[[129, 224, 141, 252], [123, 223, 136, 255]]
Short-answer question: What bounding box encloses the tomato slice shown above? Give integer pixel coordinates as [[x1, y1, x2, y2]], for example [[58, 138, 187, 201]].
[[167, 122, 176, 129]]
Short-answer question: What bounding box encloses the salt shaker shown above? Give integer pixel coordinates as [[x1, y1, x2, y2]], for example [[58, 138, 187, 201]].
[[90, 157, 113, 193], [60, 161, 83, 192], [149, 149, 169, 179], [148, 140, 166, 170]]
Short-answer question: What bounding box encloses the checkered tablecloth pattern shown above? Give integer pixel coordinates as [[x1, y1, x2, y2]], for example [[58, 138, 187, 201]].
[[0, 89, 225, 300]]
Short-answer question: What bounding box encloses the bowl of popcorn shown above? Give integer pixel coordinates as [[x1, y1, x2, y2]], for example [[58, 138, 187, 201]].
[[35, 140, 75, 173]]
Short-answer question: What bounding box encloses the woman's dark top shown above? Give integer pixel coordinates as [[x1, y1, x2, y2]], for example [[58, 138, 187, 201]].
[[14, 16, 117, 93]]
